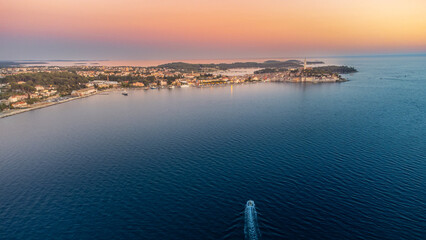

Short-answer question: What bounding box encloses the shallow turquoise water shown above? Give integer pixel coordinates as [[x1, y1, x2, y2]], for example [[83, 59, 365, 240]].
[[0, 56, 425, 239]]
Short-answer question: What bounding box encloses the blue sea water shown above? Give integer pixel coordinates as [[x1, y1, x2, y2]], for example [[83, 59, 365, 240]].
[[0, 56, 425, 239]]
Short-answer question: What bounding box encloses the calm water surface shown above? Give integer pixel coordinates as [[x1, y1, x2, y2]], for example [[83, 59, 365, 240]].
[[0, 56, 425, 239]]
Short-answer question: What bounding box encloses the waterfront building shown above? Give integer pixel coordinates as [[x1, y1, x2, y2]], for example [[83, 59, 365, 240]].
[[11, 101, 28, 108], [8, 94, 28, 103], [71, 88, 97, 97], [132, 82, 145, 87], [90, 80, 120, 88]]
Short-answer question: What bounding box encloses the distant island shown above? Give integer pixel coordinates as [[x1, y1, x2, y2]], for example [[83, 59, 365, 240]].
[[0, 59, 357, 116]]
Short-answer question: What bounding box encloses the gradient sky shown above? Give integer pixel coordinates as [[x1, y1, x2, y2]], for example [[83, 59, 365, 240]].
[[1, 0, 426, 60]]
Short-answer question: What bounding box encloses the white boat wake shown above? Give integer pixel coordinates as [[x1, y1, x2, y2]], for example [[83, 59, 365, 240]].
[[245, 200, 261, 240]]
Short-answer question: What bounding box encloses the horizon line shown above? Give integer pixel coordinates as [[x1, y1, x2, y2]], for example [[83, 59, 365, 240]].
[[2, 52, 426, 63]]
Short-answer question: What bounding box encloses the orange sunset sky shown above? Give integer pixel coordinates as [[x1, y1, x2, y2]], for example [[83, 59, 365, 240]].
[[1, 0, 426, 60]]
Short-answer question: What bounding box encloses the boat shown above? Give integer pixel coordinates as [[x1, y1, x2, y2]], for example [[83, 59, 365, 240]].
[[150, 86, 157, 89], [180, 85, 189, 88], [122, 91, 128, 96], [168, 85, 175, 89], [245, 200, 261, 240]]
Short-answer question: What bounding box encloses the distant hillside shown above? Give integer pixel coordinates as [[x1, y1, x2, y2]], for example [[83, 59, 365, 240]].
[[0, 61, 20, 67], [156, 60, 320, 72], [0, 61, 47, 67]]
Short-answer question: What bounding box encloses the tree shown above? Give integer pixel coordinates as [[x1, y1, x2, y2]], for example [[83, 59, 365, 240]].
[[0, 103, 7, 111]]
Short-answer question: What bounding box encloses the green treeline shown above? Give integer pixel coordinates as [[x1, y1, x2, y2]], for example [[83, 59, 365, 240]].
[[157, 60, 307, 72], [310, 66, 358, 74], [1, 72, 89, 95], [254, 65, 357, 74]]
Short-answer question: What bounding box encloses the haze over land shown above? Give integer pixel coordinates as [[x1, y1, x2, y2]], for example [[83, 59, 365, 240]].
[[1, 0, 425, 60]]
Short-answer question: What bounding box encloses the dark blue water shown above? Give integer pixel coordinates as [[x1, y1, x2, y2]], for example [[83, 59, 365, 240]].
[[0, 56, 425, 239]]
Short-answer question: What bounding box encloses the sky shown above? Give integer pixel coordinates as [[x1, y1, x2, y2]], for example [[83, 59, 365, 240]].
[[1, 0, 426, 60]]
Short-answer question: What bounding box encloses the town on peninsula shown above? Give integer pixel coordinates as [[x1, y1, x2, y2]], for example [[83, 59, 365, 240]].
[[0, 59, 357, 117]]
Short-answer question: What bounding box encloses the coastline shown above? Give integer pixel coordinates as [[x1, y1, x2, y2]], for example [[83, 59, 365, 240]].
[[0, 79, 349, 119], [0, 90, 110, 119]]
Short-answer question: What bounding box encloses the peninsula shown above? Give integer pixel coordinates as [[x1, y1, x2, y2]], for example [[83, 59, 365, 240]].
[[0, 59, 357, 117]]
